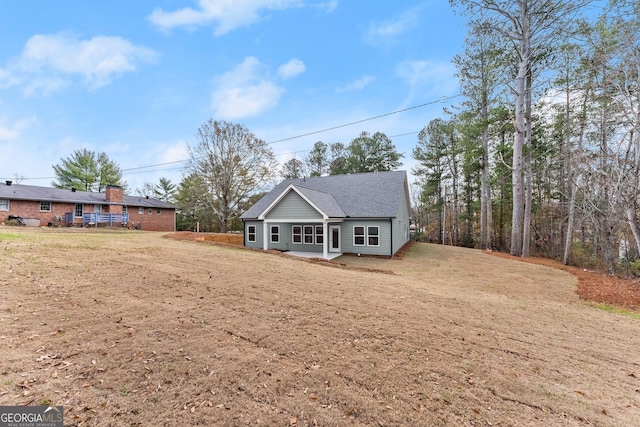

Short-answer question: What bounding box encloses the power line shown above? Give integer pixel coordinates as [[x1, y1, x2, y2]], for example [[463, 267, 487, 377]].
[[6, 95, 459, 182], [267, 95, 461, 145], [121, 159, 188, 172], [274, 130, 421, 158]]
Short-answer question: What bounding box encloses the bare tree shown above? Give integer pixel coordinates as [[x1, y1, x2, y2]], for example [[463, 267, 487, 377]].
[[187, 120, 278, 233]]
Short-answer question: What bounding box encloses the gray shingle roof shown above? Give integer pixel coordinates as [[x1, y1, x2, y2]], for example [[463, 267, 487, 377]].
[[0, 182, 175, 209], [292, 186, 345, 218], [241, 170, 407, 219]]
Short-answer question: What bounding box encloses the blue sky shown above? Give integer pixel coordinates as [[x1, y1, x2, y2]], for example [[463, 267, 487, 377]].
[[0, 1, 466, 192]]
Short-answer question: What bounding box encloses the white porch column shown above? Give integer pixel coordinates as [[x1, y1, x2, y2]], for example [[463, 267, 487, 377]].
[[323, 220, 328, 259], [263, 221, 269, 250]]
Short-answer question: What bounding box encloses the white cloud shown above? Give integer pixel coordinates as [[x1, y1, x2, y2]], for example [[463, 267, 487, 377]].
[[212, 56, 299, 119], [160, 140, 190, 164], [364, 7, 419, 45], [314, 0, 338, 13], [278, 58, 305, 79], [396, 60, 457, 89], [103, 141, 132, 155], [336, 75, 375, 93], [148, 0, 302, 35], [0, 117, 34, 141], [0, 33, 158, 94]]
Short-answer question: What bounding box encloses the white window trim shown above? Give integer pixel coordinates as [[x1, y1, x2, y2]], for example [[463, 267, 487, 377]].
[[138, 207, 144, 214], [367, 226, 380, 247], [315, 225, 324, 245], [303, 225, 314, 245], [0, 199, 9, 211], [292, 225, 302, 244], [40, 201, 52, 212], [247, 225, 256, 243], [270, 225, 280, 243], [74, 204, 83, 218], [353, 226, 365, 246]]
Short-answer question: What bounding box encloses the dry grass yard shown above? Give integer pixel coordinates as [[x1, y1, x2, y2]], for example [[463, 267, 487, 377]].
[[1, 227, 639, 426]]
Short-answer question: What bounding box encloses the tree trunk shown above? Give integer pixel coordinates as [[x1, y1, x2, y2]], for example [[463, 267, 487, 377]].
[[480, 100, 493, 249], [510, 3, 530, 256], [563, 179, 577, 265], [522, 70, 533, 257], [626, 207, 640, 256]]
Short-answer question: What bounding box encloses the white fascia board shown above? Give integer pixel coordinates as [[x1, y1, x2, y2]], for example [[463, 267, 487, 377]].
[[262, 218, 345, 223], [257, 184, 328, 220]]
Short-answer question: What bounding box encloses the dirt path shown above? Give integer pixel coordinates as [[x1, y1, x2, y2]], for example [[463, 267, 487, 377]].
[[1, 228, 639, 426]]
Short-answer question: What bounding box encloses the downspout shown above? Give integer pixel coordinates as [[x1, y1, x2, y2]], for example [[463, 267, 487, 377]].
[[242, 219, 246, 246], [390, 217, 393, 258]]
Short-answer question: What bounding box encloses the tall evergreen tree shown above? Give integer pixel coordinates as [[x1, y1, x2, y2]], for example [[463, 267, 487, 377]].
[[305, 141, 329, 177], [52, 148, 126, 192], [450, 0, 592, 256]]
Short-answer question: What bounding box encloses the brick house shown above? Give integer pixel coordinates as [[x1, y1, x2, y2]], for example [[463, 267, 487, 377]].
[[0, 181, 176, 232]]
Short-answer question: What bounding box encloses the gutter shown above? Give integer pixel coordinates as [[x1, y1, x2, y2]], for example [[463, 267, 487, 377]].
[[389, 217, 393, 258]]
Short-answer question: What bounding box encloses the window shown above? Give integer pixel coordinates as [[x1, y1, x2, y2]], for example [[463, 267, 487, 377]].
[[122, 206, 128, 214], [315, 225, 324, 244], [157, 209, 161, 214], [94, 204, 103, 213], [247, 225, 256, 242], [74, 204, 83, 218], [354, 226, 365, 246], [148, 208, 153, 215], [303, 225, 314, 244], [368, 226, 379, 246], [270, 225, 280, 243], [292, 225, 302, 244], [0, 199, 9, 211], [40, 201, 51, 212], [138, 207, 144, 214]]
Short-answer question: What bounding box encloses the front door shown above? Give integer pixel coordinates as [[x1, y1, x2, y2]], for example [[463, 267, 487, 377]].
[[329, 225, 341, 253]]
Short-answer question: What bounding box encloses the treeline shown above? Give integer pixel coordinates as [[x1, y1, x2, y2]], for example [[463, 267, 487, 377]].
[[282, 131, 403, 178], [140, 125, 405, 233], [414, 0, 640, 273]]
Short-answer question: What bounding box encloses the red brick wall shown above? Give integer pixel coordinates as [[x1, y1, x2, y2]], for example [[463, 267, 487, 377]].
[[1, 200, 175, 231], [105, 186, 123, 214], [126, 207, 175, 231], [1, 200, 76, 226]]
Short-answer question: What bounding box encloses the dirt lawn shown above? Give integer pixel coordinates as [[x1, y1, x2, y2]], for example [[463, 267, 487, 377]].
[[1, 228, 639, 426]]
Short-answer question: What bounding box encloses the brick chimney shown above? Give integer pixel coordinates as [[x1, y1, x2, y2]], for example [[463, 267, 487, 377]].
[[105, 185, 124, 214]]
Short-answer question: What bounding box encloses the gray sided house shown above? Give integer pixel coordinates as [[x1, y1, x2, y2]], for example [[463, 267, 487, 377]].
[[240, 171, 411, 259]]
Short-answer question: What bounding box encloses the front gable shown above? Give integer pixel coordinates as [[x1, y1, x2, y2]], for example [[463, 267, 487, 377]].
[[258, 185, 327, 220], [264, 190, 323, 220]]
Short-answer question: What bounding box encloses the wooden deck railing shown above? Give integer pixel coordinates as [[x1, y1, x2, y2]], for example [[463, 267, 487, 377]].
[[65, 212, 129, 227]]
